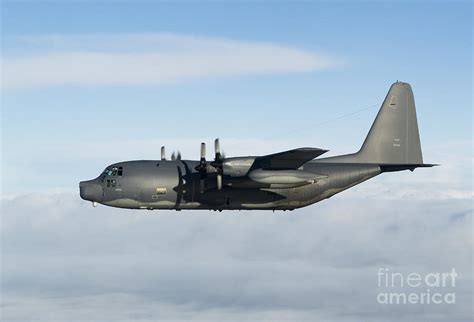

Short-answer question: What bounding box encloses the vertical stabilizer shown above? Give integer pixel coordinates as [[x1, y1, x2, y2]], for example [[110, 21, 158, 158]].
[[317, 81, 425, 165], [317, 81, 426, 165], [357, 81, 423, 164]]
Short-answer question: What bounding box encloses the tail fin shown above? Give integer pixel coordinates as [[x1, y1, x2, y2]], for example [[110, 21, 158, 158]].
[[356, 81, 423, 164], [317, 81, 427, 166]]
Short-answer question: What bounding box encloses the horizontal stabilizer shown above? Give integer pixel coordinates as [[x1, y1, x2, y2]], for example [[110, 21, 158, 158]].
[[251, 148, 328, 170], [380, 163, 439, 172]]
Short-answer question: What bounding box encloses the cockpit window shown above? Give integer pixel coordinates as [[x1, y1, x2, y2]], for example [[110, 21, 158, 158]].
[[103, 166, 123, 177]]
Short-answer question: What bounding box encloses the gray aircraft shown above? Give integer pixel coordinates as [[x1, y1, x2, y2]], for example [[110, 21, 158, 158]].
[[80, 81, 435, 211]]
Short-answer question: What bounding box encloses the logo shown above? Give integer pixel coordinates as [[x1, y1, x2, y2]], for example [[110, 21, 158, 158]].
[[376, 268, 457, 305]]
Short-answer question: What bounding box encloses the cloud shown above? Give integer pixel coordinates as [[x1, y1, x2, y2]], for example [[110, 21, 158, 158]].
[[1, 33, 339, 90], [1, 192, 472, 321]]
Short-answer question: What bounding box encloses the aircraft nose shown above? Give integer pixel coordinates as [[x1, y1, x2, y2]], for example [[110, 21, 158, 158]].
[[79, 180, 102, 202]]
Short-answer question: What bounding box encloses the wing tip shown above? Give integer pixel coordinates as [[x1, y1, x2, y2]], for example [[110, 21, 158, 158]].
[[298, 147, 329, 152]]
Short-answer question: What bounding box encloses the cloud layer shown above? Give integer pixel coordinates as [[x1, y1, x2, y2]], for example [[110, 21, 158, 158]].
[[1, 191, 472, 321], [2, 33, 338, 90]]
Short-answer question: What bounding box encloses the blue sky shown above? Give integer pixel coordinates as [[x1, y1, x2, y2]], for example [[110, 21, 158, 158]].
[[1, 2, 472, 321], [2, 1, 472, 193]]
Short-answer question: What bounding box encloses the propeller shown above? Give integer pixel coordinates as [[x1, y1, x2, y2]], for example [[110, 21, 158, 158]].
[[171, 151, 176, 161], [195, 139, 226, 192], [177, 151, 181, 161]]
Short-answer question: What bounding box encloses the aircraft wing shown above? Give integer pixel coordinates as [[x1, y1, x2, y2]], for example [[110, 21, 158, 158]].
[[251, 148, 328, 170]]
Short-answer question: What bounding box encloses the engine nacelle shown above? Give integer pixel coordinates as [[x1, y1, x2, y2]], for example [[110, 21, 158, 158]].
[[222, 157, 256, 177]]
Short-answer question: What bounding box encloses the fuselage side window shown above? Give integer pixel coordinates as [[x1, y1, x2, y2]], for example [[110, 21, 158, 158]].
[[118, 166, 123, 176]]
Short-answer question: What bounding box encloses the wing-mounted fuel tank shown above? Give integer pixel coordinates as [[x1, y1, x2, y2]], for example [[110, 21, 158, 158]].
[[247, 169, 327, 189]]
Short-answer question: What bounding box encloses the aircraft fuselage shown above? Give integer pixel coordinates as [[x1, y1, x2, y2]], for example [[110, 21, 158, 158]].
[[80, 159, 381, 210]]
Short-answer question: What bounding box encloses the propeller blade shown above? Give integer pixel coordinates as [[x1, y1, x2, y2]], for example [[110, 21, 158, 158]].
[[195, 142, 208, 192], [212, 139, 224, 190], [177, 151, 181, 161], [200, 142, 206, 161], [176, 165, 183, 208], [214, 138, 222, 160], [171, 152, 176, 161], [161, 146, 166, 160]]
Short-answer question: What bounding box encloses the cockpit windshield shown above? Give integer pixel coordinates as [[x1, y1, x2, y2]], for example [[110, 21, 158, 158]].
[[101, 166, 123, 178]]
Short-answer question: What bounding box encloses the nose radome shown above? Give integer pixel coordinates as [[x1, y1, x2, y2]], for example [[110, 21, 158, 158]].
[[79, 180, 102, 202]]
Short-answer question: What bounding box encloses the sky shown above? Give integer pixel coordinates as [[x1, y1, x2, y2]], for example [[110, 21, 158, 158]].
[[1, 1, 473, 321]]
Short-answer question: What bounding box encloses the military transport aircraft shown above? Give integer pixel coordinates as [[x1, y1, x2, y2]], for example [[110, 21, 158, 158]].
[[80, 82, 435, 211]]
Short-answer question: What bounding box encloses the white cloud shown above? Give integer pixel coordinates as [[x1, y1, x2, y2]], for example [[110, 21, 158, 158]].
[[1, 192, 472, 321], [2, 33, 339, 90]]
